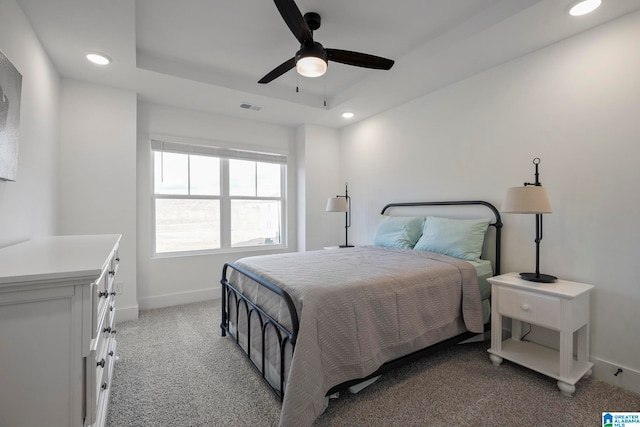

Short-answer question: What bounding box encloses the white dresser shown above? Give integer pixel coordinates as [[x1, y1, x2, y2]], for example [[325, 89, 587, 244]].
[[0, 234, 121, 427]]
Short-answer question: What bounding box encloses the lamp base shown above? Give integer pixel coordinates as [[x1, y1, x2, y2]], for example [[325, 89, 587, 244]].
[[520, 272, 557, 283], [339, 245, 354, 248]]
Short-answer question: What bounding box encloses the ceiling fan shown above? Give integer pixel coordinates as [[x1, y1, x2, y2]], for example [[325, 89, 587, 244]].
[[258, 0, 395, 84]]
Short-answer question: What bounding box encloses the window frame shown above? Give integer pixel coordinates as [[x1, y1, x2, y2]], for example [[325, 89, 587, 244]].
[[151, 140, 287, 257]]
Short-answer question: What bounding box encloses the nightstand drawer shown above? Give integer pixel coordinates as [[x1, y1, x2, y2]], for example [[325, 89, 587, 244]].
[[497, 287, 560, 329]]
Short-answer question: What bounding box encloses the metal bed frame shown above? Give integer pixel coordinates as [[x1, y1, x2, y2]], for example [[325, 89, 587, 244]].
[[220, 200, 502, 402]]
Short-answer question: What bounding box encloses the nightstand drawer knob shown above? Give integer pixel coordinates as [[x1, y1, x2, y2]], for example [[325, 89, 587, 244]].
[[521, 303, 530, 311]]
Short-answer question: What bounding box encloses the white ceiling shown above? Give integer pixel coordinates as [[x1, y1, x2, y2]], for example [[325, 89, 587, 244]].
[[16, 0, 640, 128]]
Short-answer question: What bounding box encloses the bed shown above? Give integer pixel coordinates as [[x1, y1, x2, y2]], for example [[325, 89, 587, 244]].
[[220, 201, 502, 426]]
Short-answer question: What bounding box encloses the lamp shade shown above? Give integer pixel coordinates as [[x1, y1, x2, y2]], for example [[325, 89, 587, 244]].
[[326, 197, 348, 212], [502, 186, 552, 214]]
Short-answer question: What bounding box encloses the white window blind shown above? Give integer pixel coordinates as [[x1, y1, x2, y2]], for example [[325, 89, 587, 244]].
[[151, 140, 287, 164]]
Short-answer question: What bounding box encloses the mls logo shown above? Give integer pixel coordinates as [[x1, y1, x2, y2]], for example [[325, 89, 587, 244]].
[[603, 413, 613, 427]]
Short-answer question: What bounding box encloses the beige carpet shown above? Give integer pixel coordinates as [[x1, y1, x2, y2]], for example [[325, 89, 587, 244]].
[[106, 300, 639, 426]]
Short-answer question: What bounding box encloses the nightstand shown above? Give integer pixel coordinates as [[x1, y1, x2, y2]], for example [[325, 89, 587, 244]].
[[487, 272, 594, 396]]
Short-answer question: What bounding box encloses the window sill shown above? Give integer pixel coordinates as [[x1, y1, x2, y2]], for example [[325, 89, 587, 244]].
[[151, 244, 290, 260]]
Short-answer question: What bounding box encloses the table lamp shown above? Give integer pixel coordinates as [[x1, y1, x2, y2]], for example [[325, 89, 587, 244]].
[[502, 158, 557, 283], [326, 183, 353, 248]]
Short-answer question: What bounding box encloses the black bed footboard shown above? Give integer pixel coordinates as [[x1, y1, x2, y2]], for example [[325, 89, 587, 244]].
[[220, 262, 299, 402]]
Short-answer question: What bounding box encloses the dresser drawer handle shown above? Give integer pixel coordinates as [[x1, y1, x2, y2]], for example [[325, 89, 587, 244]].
[[98, 290, 108, 298], [103, 327, 111, 333], [97, 358, 106, 368], [521, 303, 530, 311], [108, 270, 115, 276], [101, 382, 108, 390]]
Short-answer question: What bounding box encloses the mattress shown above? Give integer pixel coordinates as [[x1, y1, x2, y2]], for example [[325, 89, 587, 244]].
[[467, 258, 493, 323]]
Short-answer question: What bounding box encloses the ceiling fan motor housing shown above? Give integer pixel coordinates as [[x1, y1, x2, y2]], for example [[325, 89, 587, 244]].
[[296, 41, 327, 63], [304, 12, 321, 31]]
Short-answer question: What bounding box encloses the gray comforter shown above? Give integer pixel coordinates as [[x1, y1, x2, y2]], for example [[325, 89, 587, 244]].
[[231, 246, 483, 427]]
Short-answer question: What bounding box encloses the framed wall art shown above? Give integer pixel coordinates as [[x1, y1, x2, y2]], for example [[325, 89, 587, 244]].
[[0, 49, 22, 182]]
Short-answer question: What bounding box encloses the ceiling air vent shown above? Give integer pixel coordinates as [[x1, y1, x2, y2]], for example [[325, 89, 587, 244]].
[[240, 102, 262, 112]]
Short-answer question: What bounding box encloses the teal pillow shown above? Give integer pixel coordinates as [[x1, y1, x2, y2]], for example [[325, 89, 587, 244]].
[[373, 216, 425, 249], [413, 216, 490, 261]]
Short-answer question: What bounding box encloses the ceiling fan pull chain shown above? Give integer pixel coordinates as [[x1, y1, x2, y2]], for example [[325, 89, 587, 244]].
[[323, 75, 327, 107]]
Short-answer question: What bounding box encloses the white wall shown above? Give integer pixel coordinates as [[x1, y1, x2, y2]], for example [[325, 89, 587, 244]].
[[58, 80, 138, 319], [0, 0, 59, 247], [296, 124, 343, 250], [136, 102, 297, 309], [340, 11, 640, 392]]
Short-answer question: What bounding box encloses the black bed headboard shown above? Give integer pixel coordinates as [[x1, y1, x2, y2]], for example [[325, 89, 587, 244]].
[[380, 200, 503, 275]]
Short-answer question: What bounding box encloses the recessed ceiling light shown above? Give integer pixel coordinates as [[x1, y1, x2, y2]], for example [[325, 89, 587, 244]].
[[569, 0, 601, 16], [86, 53, 111, 65], [342, 112, 354, 119]]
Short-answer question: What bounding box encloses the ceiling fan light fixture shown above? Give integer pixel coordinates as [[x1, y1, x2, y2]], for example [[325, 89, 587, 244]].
[[296, 56, 327, 77], [295, 42, 328, 78]]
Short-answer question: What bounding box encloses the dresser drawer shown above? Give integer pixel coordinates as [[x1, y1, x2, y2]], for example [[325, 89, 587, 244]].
[[93, 274, 117, 341], [108, 245, 120, 287], [88, 306, 116, 422], [497, 286, 561, 329], [95, 338, 117, 427], [95, 335, 116, 403], [96, 267, 109, 298], [92, 270, 110, 339]]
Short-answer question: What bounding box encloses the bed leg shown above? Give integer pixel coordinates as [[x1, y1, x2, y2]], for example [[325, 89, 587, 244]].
[[221, 281, 227, 337]]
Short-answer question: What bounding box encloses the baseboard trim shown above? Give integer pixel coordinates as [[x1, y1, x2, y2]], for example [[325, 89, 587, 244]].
[[115, 305, 139, 322], [591, 357, 640, 395], [138, 288, 220, 311]]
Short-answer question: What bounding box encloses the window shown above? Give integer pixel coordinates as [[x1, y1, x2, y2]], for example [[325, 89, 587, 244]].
[[151, 140, 286, 255]]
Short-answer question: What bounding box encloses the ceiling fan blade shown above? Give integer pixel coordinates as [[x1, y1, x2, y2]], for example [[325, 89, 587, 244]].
[[326, 49, 394, 70], [258, 57, 296, 84], [273, 0, 313, 45]]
